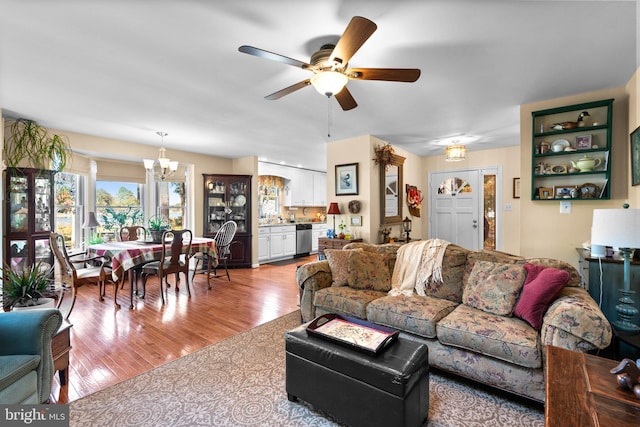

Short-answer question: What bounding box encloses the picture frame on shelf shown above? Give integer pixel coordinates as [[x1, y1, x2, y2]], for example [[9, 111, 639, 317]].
[[553, 185, 577, 199], [631, 126, 640, 186], [578, 182, 600, 199], [538, 187, 554, 199], [335, 163, 359, 196], [575, 134, 592, 150], [512, 177, 521, 199]]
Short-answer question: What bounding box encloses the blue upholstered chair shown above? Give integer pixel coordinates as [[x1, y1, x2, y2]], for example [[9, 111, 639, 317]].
[[0, 308, 63, 403]]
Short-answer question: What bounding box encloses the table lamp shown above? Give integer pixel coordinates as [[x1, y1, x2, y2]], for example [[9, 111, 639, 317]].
[[403, 216, 412, 242], [327, 202, 341, 238], [590, 204, 640, 331], [83, 211, 101, 246]]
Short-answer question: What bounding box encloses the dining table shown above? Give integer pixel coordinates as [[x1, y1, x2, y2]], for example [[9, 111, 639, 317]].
[[87, 237, 218, 308]]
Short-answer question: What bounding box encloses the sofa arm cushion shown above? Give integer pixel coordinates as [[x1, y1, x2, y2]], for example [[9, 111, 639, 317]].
[[297, 261, 333, 322], [541, 287, 612, 350]]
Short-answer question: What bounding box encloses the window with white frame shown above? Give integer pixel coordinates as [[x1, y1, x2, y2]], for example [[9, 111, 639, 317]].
[[54, 172, 85, 250], [95, 181, 144, 239], [155, 181, 186, 230]]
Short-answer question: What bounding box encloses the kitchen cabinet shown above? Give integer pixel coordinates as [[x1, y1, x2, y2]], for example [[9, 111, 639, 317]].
[[4, 168, 55, 272], [258, 227, 270, 262], [269, 225, 296, 259], [312, 172, 327, 207], [531, 99, 613, 201], [203, 174, 252, 268], [311, 223, 327, 253]]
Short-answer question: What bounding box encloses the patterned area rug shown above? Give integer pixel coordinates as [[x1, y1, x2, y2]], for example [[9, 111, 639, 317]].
[[70, 311, 544, 426]]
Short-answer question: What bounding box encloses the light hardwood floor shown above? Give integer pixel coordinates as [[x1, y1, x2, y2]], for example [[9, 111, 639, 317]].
[[50, 256, 314, 404]]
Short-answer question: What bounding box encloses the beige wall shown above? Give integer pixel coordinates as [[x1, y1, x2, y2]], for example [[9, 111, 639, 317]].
[[326, 134, 423, 244], [519, 86, 629, 265], [422, 146, 522, 255]]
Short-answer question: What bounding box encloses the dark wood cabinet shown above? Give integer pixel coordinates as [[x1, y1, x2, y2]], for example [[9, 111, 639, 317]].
[[202, 174, 252, 268], [4, 168, 55, 271]]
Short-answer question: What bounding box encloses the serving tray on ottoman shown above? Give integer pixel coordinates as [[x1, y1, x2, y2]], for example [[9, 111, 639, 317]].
[[286, 319, 430, 427]]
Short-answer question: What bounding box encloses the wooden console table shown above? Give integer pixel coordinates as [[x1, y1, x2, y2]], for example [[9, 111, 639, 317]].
[[52, 320, 72, 385], [545, 345, 640, 426], [318, 237, 363, 259]]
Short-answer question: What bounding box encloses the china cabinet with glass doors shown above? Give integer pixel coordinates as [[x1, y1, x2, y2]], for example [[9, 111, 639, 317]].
[[203, 174, 252, 267], [4, 168, 55, 272]]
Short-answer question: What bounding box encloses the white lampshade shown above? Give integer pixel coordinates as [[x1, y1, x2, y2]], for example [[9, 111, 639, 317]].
[[311, 71, 348, 96], [143, 158, 155, 169], [591, 208, 640, 249]]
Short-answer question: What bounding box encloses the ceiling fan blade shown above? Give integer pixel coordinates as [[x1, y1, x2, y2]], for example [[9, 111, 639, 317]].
[[346, 67, 421, 82], [329, 16, 377, 66], [239, 45, 311, 69], [335, 87, 358, 111], [264, 80, 311, 100]]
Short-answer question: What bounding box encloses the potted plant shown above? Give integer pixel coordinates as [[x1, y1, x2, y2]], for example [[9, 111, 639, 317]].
[[1, 262, 55, 310], [148, 215, 171, 242], [337, 221, 347, 239], [3, 118, 70, 171]]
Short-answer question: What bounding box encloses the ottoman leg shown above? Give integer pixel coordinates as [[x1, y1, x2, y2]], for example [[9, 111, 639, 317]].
[[287, 393, 298, 402]]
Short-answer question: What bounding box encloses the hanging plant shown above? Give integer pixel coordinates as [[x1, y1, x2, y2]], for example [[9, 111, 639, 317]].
[[3, 118, 70, 171], [406, 184, 422, 217], [372, 143, 395, 170]]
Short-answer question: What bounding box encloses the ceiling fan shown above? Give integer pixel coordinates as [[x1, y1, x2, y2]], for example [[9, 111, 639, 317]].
[[238, 16, 421, 111]]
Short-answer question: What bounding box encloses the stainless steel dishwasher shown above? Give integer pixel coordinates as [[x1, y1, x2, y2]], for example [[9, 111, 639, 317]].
[[296, 223, 312, 256]]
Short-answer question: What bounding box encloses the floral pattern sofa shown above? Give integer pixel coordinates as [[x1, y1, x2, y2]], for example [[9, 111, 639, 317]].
[[296, 241, 612, 403]]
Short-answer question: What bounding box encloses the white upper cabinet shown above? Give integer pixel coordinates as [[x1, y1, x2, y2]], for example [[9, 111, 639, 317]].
[[259, 162, 326, 207], [312, 171, 327, 207]]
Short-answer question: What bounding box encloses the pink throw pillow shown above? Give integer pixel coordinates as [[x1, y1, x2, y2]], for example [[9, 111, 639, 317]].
[[514, 263, 569, 329]]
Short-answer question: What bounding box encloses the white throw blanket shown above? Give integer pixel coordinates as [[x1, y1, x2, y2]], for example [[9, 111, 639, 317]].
[[388, 239, 450, 297]]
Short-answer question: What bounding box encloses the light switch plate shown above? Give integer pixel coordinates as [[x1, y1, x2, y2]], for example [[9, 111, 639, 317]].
[[504, 203, 512, 211], [560, 201, 572, 214]]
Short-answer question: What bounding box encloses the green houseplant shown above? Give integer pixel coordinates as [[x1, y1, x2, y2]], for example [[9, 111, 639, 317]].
[[148, 215, 171, 242], [1, 262, 55, 309], [3, 118, 70, 171]]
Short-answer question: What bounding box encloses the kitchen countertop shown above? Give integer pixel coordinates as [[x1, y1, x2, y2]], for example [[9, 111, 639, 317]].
[[259, 222, 326, 227]]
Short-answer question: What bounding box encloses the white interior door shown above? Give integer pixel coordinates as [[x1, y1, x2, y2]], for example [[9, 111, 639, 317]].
[[429, 170, 481, 250]]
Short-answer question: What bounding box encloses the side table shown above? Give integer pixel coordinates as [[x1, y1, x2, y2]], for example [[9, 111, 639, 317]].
[[52, 320, 72, 385], [545, 345, 640, 426], [613, 327, 640, 360], [317, 237, 363, 260]]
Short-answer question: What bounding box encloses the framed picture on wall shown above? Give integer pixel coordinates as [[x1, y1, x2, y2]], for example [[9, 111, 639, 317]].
[[335, 163, 359, 196], [631, 126, 640, 186]]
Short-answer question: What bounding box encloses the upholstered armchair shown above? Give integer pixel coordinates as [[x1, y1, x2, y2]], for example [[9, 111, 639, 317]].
[[0, 308, 63, 404]]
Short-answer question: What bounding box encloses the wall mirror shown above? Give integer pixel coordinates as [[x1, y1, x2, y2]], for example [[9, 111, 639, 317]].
[[380, 153, 405, 225]]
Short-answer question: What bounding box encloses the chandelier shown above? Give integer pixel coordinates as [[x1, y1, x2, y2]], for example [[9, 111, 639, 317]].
[[144, 132, 178, 181], [445, 144, 466, 162]]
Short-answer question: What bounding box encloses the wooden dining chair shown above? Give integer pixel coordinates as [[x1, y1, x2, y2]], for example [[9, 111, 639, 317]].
[[50, 232, 118, 310], [119, 226, 148, 242], [140, 229, 193, 304], [118, 226, 149, 292], [192, 220, 237, 289]]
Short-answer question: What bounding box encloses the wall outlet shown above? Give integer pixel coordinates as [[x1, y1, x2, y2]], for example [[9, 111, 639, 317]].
[[504, 203, 512, 211], [560, 201, 572, 214]]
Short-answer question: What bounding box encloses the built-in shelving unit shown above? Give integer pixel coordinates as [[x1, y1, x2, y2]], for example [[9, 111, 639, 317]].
[[531, 99, 613, 201]]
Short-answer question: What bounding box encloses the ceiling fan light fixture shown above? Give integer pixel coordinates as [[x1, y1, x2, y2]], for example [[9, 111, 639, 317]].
[[311, 71, 348, 97], [445, 144, 466, 162]]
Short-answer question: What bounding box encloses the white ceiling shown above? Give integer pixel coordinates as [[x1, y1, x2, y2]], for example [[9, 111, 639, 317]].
[[0, 1, 637, 172]]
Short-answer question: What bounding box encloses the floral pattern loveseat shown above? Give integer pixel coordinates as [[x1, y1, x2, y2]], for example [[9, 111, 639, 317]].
[[296, 241, 611, 403]]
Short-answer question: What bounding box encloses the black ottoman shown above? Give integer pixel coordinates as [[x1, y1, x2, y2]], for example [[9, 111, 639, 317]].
[[285, 323, 429, 427]]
